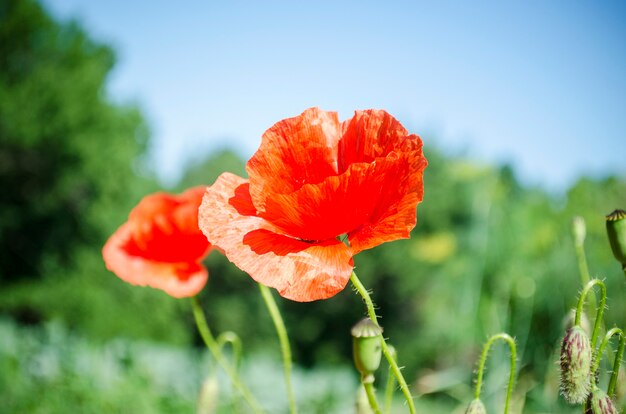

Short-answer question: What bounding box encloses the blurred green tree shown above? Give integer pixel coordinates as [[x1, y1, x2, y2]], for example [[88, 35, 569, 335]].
[[0, 0, 191, 344], [0, 0, 149, 282]]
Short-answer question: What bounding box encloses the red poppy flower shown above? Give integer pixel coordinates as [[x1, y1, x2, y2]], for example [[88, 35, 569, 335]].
[[199, 108, 427, 302], [103, 187, 211, 298]]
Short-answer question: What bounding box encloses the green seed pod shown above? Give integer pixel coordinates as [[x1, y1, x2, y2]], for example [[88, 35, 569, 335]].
[[464, 398, 487, 414], [606, 209, 626, 270], [589, 387, 618, 414], [560, 325, 593, 404], [351, 318, 383, 383]]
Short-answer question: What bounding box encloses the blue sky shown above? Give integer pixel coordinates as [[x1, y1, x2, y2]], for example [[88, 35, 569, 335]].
[[43, 0, 625, 191]]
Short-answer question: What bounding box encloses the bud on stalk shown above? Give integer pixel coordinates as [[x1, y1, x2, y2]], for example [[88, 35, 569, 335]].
[[351, 318, 383, 384], [588, 387, 618, 414], [560, 325, 593, 404], [606, 209, 626, 272]]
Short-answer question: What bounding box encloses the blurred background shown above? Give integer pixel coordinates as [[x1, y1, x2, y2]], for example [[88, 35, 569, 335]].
[[0, 0, 625, 412]]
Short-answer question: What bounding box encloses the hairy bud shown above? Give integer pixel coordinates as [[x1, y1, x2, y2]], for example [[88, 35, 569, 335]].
[[587, 387, 618, 414], [560, 325, 593, 404]]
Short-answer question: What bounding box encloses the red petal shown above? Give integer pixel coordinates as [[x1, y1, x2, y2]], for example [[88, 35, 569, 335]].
[[258, 159, 395, 242], [247, 108, 341, 213], [244, 109, 427, 248], [339, 109, 414, 170], [103, 222, 208, 298], [128, 187, 210, 262], [199, 173, 354, 302], [343, 111, 428, 253]]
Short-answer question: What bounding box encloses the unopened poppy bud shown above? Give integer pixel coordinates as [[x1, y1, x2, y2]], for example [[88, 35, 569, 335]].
[[351, 318, 383, 383], [573, 216, 587, 246], [588, 387, 618, 414], [606, 209, 626, 271], [560, 325, 593, 404], [464, 398, 486, 414]]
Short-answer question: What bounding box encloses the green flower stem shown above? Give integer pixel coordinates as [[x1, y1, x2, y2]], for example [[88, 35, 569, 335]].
[[217, 331, 243, 370], [473, 333, 516, 414], [575, 279, 607, 349], [191, 296, 265, 414], [363, 381, 382, 414], [258, 284, 298, 414], [591, 328, 624, 397], [383, 355, 397, 414], [574, 232, 591, 286], [574, 227, 596, 312], [216, 331, 244, 412], [350, 271, 416, 414]]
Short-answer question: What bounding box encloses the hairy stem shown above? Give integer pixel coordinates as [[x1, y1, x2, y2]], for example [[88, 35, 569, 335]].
[[592, 328, 624, 397], [575, 279, 607, 349], [350, 271, 416, 414], [473, 333, 516, 414]]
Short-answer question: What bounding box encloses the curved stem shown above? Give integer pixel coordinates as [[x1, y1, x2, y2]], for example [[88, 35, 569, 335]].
[[258, 284, 298, 414], [473, 333, 516, 414], [575, 279, 606, 349], [607, 330, 625, 397], [191, 296, 265, 414], [591, 328, 624, 397], [350, 272, 416, 414], [363, 381, 382, 414], [217, 331, 243, 371]]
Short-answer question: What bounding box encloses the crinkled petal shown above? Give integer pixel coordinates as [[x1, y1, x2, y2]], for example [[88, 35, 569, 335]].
[[259, 157, 400, 242], [348, 145, 427, 253], [245, 108, 428, 248], [199, 172, 354, 302], [339, 109, 414, 170], [103, 222, 208, 298], [247, 108, 341, 212]]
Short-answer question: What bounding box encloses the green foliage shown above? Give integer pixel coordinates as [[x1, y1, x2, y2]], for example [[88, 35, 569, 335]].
[[1, 2, 625, 412], [0, 0, 190, 344], [0, 0, 149, 281], [174, 146, 625, 412], [0, 318, 360, 414]]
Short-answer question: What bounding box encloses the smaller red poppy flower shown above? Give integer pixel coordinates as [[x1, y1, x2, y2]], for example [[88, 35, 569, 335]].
[[103, 187, 211, 298]]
